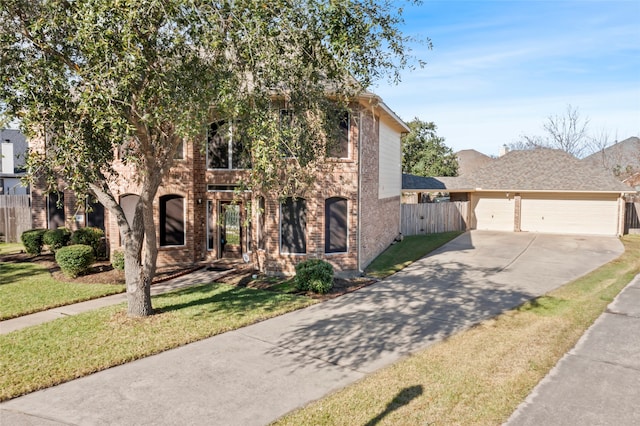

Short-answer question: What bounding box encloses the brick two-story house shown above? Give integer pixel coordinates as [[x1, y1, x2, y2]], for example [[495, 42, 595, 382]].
[[31, 92, 408, 275]]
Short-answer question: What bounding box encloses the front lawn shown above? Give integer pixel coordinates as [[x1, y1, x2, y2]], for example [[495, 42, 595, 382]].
[[276, 235, 640, 425], [0, 261, 124, 320], [0, 282, 315, 401]]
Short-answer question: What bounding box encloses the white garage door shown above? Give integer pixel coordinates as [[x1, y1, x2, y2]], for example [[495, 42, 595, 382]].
[[473, 193, 515, 231], [521, 193, 619, 236]]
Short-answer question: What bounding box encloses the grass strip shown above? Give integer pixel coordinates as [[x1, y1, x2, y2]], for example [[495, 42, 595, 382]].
[[275, 235, 640, 425], [365, 232, 463, 279], [0, 282, 315, 401], [0, 262, 124, 320], [0, 242, 24, 255]]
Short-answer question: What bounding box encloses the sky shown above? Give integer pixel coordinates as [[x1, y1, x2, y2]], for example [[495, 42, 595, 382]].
[[373, 0, 640, 157]]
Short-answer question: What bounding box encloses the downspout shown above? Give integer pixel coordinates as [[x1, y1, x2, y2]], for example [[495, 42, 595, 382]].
[[357, 110, 363, 274]]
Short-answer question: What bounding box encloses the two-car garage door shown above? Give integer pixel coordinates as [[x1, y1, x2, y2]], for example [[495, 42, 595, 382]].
[[473, 192, 620, 236]]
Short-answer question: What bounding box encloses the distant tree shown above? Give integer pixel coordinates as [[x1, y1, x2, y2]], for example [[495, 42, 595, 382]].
[[402, 119, 458, 177], [511, 105, 590, 157]]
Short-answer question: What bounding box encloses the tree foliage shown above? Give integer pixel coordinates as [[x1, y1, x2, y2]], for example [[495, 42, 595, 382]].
[[402, 118, 458, 177], [0, 0, 421, 316]]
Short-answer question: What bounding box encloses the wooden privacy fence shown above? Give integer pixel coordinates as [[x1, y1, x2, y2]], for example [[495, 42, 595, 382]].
[[401, 201, 469, 236], [625, 202, 640, 234], [0, 195, 32, 243]]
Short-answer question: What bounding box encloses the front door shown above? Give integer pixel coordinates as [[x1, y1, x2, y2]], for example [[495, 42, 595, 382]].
[[219, 201, 242, 259]]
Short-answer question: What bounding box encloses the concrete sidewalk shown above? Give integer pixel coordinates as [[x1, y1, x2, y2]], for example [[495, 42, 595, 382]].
[[0, 232, 628, 425], [506, 275, 640, 425]]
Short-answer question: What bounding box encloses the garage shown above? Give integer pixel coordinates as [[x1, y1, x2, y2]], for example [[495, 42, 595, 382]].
[[472, 192, 514, 232], [520, 193, 620, 236]]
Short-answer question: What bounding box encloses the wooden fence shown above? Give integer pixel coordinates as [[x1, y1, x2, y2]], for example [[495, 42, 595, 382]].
[[0, 195, 32, 243], [401, 201, 469, 236], [625, 202, 640, 234]]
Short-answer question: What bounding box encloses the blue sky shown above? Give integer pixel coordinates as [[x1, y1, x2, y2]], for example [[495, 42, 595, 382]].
[[374, 0, 640, 157]]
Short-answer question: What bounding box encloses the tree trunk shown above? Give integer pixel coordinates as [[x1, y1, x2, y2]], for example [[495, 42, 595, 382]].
[[123, 240, 154, 316]]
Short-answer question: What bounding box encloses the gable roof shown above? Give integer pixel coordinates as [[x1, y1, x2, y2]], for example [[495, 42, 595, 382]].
[[402, 148, 632, 193], [465, 148, 631, 193], [456, 149, 494, 176], [582, 136, 640, 179]]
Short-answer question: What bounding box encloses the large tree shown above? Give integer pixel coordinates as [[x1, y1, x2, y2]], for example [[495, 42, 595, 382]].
[[0, 0, 420, 316], [402, 118, 458, 177]]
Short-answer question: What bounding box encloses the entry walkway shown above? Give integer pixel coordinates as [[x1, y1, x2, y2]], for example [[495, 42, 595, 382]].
[[0, 232, 627, 425]]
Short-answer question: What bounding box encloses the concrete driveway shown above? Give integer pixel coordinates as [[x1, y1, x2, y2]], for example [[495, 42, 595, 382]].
[[1, 231, 624, 426]]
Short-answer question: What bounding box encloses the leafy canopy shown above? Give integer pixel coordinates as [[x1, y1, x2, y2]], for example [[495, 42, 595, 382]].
[[402, 118, 458, 177], [0, 0, 423, 197]]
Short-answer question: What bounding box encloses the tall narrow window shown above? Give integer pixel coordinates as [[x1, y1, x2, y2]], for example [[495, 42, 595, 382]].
[[207, 121, 231, 169], [207, 200, 215, 251], [160, 195, 185, 246], [280, 197, 306, 254], [207, 121, 251, 169], [328, 111, 349, 158], [47, 192, 65, 229], [86, 198, 105, 230], [325, 197, 348, 253], [257, 196, 266, 250]]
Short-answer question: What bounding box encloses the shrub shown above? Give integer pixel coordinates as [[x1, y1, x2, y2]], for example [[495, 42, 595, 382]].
[[43, 228, 71, 253], [295, 259, 334, 294], [71, 227, 106, 259], [55, 244, 95, 278], [21, 229, 47, 255], [111, 250, 125, 271]]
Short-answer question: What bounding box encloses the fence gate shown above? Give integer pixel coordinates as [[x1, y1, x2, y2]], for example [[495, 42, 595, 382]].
[[0, 195, 31, 243], [401, 201, 469, 236], [625, 202, 640, 234]]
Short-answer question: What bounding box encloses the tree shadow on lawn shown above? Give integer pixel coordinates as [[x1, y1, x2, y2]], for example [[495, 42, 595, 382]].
[[365, 385, 424, 426], [153, 283, 305, 317]]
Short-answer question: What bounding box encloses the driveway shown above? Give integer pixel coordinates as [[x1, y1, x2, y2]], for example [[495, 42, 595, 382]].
[[1, 231, 624, 426]]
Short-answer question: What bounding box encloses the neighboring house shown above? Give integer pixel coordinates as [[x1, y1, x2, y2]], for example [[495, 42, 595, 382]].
[[402, 149, 632, 236], [456, 149, 494, 177], [0, 128, 29, 195], [31, 93, 409, 275], [582, 136, 640, 183]]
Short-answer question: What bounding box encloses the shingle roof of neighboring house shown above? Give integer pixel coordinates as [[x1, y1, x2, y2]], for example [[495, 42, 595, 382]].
[[456, 149, 494, 176], [582, 136, 640, 180], [465, 148, 632, 192], [402, 174, 464, 190], [403, 149, 632, 193]]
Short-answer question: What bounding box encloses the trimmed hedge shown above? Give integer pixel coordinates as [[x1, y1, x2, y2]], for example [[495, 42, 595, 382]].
[[55, 244, 95, 278], [111, 250, 125, 271], [295, 259, 334, 294], [71, 227, 106, 259], [43, 228, 71, 253], [21, 229, 47, 255]]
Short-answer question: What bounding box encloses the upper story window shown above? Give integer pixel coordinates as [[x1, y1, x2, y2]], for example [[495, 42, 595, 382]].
[[207, 121, 251, 170], [327, 111, 349, 159]]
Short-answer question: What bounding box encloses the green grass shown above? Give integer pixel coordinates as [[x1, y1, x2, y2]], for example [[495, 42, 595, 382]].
[[0, 282, 316, 401], [0, 242, 24, 255], [276, 235, 640, 425], [0, 262, 124, 320], [365, 231, 463, 278]]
